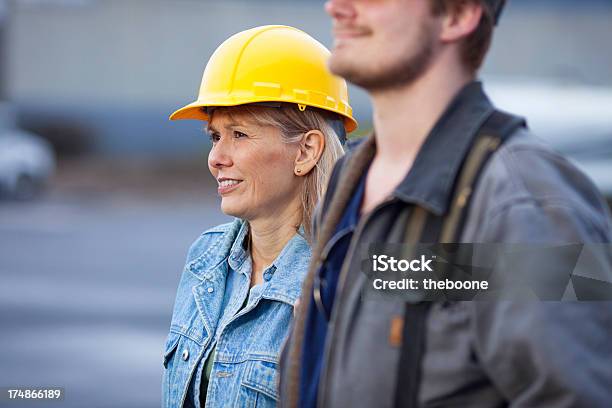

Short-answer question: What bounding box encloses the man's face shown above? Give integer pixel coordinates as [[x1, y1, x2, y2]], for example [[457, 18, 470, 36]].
[[325, 0, 441, 91]]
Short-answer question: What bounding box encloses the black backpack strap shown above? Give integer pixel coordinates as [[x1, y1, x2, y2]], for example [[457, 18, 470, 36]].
[[393, 110, 526, 408], [393, 209, 440, 408], [394, 301, 431, 408]]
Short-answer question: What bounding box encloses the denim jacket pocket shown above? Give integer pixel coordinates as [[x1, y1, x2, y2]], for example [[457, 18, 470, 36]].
[[163, 332, 180, 369], [162, 331, 203, 408], [240, 359, 279, 406], [162, 331, 181, 408]]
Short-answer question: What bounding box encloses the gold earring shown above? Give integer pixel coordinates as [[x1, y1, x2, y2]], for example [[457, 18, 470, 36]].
[[296, 169, 302, 174]]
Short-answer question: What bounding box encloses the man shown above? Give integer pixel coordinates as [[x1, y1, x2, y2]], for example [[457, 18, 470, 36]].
[[280, 1, 612, 407]]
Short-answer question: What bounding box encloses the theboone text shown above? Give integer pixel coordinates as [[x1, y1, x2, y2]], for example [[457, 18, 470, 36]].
[[371, 254, 489, 291]]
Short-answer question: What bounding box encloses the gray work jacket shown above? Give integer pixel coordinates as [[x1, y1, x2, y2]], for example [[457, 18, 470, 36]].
[[280, 81, 612, 408]]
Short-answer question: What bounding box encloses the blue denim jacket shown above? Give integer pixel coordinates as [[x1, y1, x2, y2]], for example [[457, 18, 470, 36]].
[[162, 218, 311, 408]]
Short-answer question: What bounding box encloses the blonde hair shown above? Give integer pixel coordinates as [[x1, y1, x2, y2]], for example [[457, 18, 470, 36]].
[[208, 104, 345, 239]]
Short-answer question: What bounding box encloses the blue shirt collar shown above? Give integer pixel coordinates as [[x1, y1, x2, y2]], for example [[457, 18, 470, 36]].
[[263, 226, 311, 304], [212, 219, 311, 305]]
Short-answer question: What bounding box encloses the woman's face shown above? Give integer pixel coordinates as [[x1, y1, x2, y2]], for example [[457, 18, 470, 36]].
[[207, 109, 302, 221]]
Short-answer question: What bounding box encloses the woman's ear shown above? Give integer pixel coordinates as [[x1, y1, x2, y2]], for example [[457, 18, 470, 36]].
[[294, 130, 325, 176]]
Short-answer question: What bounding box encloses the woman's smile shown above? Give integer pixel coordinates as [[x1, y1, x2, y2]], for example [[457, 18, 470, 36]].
[[217, 177, 243, 195]]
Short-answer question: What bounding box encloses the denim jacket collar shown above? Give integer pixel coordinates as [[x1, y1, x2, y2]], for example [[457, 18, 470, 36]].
[[261, 226, 311, 305], [189, 218, 310, 306]]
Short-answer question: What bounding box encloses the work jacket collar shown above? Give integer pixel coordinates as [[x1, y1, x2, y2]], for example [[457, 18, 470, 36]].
[[390, 80, 495, 215]]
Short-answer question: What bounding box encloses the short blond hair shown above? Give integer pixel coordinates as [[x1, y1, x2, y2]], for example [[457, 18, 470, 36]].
[[208, 104, 345, 239]]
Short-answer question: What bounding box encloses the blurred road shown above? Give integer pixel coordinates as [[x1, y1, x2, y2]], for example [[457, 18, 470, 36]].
[[0, 159, 228, 407]]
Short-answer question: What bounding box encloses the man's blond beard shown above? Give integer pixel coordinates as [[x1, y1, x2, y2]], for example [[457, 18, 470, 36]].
[[329, 21, 436, 92]]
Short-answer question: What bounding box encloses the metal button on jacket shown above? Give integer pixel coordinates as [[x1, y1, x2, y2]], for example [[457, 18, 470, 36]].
[[207, 287, 214, 293], [182, 349, 189, 361]]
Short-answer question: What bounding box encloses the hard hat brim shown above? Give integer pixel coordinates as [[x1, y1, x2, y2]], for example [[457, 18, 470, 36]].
[[169, 101, 209, 121], [169, 100, 358, 133]]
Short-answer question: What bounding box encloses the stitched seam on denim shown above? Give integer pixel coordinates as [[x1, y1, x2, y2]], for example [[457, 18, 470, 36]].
[[241, 360, 279, 400], [188, 235, 227, 272], [170, 328, 204, 346], [163, 334, 181, 356], [190, 220, 242, 268], [261, 292, 297, 306], [213, 353, 278, 364]]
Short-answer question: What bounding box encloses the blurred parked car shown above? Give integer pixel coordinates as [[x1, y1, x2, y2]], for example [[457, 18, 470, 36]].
[[486, 78, 612, 199], [0, 103, 55, 200]]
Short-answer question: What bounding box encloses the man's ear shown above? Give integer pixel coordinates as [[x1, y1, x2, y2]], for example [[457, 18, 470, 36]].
[[294, 130, 325, 176], [439, 2, 483, 44]]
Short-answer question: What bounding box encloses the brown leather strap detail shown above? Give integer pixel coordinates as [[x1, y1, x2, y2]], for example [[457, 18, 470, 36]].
[[398, 206, 429, 263], [285, 134, 376, 408], [404, 206, 428, 244], [440, 135, 501, 243]]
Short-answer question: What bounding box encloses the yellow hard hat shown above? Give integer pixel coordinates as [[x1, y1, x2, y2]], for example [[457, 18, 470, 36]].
[[170, 25, 357, 133]]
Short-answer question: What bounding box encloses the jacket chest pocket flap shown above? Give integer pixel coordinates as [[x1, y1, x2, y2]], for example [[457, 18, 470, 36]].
[[241, 359, 279, 401], [163, 332, 181, 368]]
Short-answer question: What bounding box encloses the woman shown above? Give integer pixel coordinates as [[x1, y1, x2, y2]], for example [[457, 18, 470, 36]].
[[162, 25, 357, 408]]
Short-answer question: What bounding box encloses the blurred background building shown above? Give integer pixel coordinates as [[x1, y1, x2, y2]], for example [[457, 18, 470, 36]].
[[3, 0, 612, 157], [1, 0, 611, 407]]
